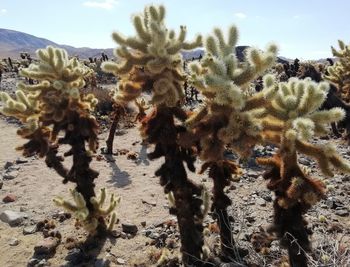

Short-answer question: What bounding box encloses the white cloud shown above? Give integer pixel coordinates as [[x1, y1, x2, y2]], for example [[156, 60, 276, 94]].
[[83, 0, 118, 10], [234, 12, 247, 19], [0, 8, 7, 15], [293, 15, 300, 19]]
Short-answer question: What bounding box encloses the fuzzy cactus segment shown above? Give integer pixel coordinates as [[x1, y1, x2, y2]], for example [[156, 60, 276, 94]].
[[54, 188, 119, 233], [260, 76, 350, 176], [189, 26, 277, 109], [185, 25, 277, 158], [102, 4, 202, 106]]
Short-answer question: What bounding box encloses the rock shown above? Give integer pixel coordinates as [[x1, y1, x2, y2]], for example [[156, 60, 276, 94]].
[[246, 171, 259, 178], [140, 221, 147, 227], [341, 175, 350, 182], [34, 237, 60, 254], [28, 258, 40, 267], [166, 238, 177, 249], [148, 232, 160, 239], [3, 170, 19, 180], [8, 238, 19, 246], [335, 210, 349, 217], [110, 230, 121, 238], [325, 197, 344, 209], [23, 225, 37, 235], [94, 258, 109, 267], [257, 198, 266, 207], [246, 216, 256, 223], [116, 258, 126, 265], [65, 248, 84, 263], [141, 199, 156, 207], [259, 191, 273, 202], [122, 222, 138, 234], [299, 157, 311, 166], [36, 259, 49, 267], [3, 161, 14, 170], [120, 232, 127, 239], [15, 157, 28, 164], [3, 193, 16, 203], [0, 179, 3, 189], [0, 210, 28, 226], [229, 184, 236, 190], [126, 151, 138, 160]]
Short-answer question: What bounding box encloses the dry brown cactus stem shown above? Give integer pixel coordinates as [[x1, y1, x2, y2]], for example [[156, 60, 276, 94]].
[[141, 106, 207, 265], [199, 160, 242, 258], [257, 143, 325, 267]]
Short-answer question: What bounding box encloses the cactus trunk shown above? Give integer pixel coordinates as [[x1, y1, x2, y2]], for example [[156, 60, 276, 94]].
[[106, 112, 119, 154], [144, 106, 206, 266], [169, 155, 205, 265], [71, 136, 97, 213], [274, 143, 310, 267], [210, 163, 236, 257], [273, 200, 309, 267]]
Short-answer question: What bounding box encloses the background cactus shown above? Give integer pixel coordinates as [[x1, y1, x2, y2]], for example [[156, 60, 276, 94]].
[[0, 46, 118, 234], [325, 40, 350, 101]]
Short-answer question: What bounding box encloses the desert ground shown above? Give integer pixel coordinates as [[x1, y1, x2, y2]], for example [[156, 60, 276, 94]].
[[0, 72, 349, 267]]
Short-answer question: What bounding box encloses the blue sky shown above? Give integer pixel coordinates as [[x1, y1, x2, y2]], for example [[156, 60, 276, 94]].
[[0, 0, 349, 59]]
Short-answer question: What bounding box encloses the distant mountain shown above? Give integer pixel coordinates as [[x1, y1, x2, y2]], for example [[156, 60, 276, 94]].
[[0, 28, 290, 63], [0, 28, 113, 59]]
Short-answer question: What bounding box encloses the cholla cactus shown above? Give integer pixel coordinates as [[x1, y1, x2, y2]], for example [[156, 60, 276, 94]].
[[54, 188, 120, 233], [179, 25, 277, 258], [102, 4, 201, 154], [186, 26, 277, 158], [0, 46, 98, 154], [0, 46, 117, 234], [102, 5, 202, 106], [325, 40, 350, 101], [104, 5, 208, 265], [257, 76, 350, 267]]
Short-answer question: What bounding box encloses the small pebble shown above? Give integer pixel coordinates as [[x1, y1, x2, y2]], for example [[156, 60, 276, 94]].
[[8, 238, 19, 246], [3, 193, 16, 203]]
